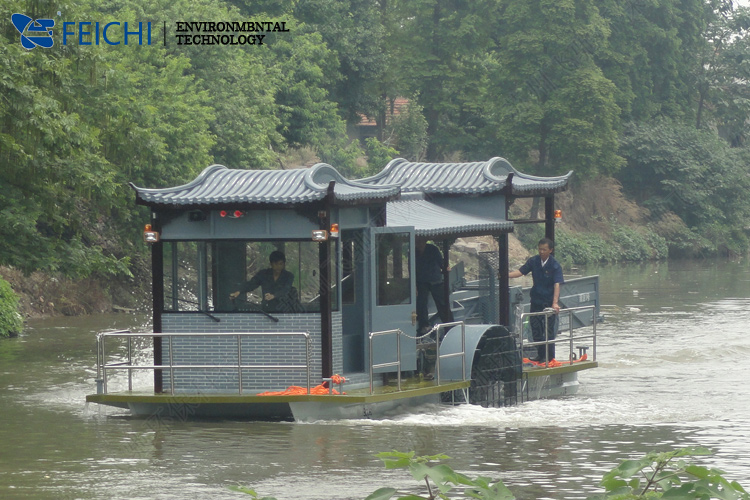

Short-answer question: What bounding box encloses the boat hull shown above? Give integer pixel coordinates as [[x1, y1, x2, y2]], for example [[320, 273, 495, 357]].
[[87, 362, 596, 420], [86, 380, 471, 421]]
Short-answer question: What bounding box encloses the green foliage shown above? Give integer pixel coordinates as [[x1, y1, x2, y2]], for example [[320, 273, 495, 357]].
[[364, 138, 399, 175], [618, 120, 750, 257], [367, 451, 514, 500], [227, 485, 278, 499], [233, 448, 750, 500], [556, 224, 667, 266], [610, 223, 666, 262], [556, 229, 616, 266], [487, 0, 624, 177], [590, 447, 749, 500], [390, 99, 429, 162], [0, 278, 23, 338]]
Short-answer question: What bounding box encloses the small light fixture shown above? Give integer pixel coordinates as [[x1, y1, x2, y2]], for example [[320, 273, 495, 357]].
[[312, 229, 328, 241], [554, 209, 562, 222], [329, 223, 339, 238], [219, 209, 244, 218], [143, 224, 160, 243]]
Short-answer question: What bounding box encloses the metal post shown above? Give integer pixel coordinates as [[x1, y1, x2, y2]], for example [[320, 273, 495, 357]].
[[544, 313, 549, 367], [396, 331, 401, 392], [569, 310, 574, 362], [306, 334, 311, 394], [237, 334, 242, 394], [369, 335, 374, 395], [169, 335, 175, 396], [128, 336, 133, 391], [461, 322, 466, 381], [593, 314, 597, 361], [102, 335, 108, 394]]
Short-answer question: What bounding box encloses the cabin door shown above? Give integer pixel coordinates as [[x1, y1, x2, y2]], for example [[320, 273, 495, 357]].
[[368, 227, 417, 371]]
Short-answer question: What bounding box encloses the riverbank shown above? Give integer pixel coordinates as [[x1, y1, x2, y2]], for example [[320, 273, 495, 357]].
[[0, 261, 149, 320]]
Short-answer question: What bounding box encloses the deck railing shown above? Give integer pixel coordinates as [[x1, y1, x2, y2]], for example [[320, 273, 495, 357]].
[[95, 330, 311, 395], [519, 305, 597, 366], [368, 321, 467, 395]]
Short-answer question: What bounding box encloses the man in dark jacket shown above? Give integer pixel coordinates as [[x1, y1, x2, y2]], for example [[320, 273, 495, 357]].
[[230, 250, 296, 312], [507, 237, 564, 362], [415, 237, 452, 335]]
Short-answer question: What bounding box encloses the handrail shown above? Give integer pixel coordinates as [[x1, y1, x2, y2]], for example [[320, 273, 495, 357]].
[[433, 321, 466, 386], [519, 305, 597, 366], [368, 321, 467, 395], [95, 331, 311, 396], [369, 329, 402, 394]]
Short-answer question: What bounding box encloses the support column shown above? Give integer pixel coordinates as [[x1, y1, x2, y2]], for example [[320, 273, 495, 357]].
[[498, 234, 510, 327], [319, 182, 335, 378], [441, 240, 454, 323], [545, 196, 555, 243], [151, 220, 163, 393]]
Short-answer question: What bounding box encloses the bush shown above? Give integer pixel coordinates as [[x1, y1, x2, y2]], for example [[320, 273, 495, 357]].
[[0, 278, 22, 338], [557, 229, 614, 265], [556, 224, 668, 266]]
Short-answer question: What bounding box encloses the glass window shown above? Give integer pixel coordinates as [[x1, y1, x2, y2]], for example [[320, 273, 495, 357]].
[[162, 240, 338, 314], [376, 233, 411, 306]]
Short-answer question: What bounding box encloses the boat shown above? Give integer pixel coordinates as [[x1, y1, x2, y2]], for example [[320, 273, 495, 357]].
[[86, 157, 599, 421]]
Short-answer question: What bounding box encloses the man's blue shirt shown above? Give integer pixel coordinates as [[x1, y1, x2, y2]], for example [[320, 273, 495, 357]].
[[518, 254, 564, 305]]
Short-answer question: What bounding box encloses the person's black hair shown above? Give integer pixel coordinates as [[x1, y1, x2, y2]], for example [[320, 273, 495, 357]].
[[269, 250, 286, 263], [538, 237, 554, 250]]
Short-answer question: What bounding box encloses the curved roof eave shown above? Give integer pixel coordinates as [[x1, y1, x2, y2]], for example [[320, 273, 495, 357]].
[[360, 157, 572, 195], [130, 163, 401, 208]]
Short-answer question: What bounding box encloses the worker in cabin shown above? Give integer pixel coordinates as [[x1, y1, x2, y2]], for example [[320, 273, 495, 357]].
[[506, 237, 564, 362], [415, 237, 452, 336], [230, 250, 296, 312]]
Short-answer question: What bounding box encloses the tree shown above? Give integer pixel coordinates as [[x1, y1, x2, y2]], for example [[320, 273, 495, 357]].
[[386, 0, 499, 160], [693, 4, 750, 145], [487, 0, 624, 178], [618, 120, 750, 255]]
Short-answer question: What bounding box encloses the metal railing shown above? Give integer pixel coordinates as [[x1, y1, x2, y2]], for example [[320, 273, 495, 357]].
[[368, 321, 467, 395], [95, 330, 311, 395], [519, 305, 597, 366]]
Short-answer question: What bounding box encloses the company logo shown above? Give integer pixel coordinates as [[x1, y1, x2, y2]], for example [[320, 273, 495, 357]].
[[11, 13, 55, 49]]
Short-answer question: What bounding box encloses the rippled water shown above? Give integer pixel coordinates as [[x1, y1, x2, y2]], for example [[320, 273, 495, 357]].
[[1, 258, 749, 499]]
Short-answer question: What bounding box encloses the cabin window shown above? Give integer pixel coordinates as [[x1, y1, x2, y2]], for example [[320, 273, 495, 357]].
[[162, 240, 338, 313], [376, 232, 411, 306]]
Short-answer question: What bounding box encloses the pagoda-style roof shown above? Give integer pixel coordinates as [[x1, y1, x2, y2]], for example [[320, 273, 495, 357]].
[[359, 157, 571, 196], [131, 163, 400, 208]]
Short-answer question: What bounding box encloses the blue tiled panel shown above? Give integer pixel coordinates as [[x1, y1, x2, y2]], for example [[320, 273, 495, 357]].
[[161, 312, 342, 393]]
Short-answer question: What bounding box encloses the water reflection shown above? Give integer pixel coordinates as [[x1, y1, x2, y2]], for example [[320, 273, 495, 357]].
[[0, 258, 749, 499]]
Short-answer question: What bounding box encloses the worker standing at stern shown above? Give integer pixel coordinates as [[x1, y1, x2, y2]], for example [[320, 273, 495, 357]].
[[507, 237, 563, 362]]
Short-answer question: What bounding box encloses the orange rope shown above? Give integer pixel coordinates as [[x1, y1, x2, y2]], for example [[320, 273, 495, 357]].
[[257, 375, 347, 396], [523, 354, 587, 367]]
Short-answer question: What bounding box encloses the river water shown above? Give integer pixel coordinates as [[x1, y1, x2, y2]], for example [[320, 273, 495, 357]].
[[1, 258, 749, 499]]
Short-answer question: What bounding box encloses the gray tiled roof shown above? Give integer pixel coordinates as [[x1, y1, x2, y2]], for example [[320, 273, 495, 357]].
[[131, 163, 400, 207], [359, 157, 571, 195], [387, 195, 513, 238]]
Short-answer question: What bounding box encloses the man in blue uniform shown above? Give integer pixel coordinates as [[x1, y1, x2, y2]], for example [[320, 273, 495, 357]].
[[507, 237, 564, 362], [230, 250, 296, 312]]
